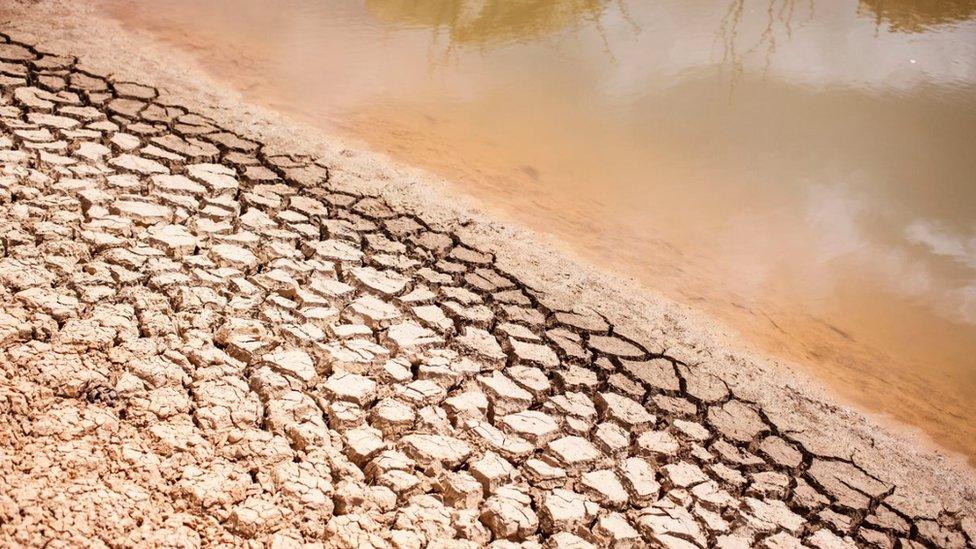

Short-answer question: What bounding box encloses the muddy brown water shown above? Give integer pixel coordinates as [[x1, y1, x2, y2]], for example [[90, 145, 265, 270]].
[[99, 0, 976, 462]]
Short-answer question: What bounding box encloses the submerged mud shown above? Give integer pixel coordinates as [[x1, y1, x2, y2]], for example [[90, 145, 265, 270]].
[[0, 14, 974, 549]]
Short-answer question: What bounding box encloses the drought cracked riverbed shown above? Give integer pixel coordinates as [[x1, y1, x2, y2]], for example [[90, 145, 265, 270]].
[[0, 4, 975, 549], [92, 0, 976, 464]]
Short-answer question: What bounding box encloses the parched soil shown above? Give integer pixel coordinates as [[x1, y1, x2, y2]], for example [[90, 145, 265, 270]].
[[0, 28, 974, 549]]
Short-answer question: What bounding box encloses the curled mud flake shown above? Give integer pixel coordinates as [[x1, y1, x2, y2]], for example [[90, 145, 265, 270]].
[[620, 358, 680, 394], [554, 310, 609, 333], [464, 418, 534, 460], [507, 337, 560, 368], [706, 399, 768, 444], [676, 362, 729, 403], [15, 86, 77, 110], [450, 244, 492, 265], [282, 162, 328, 188], [539, 488, 600, 535], [593, 513, 643, 547], [0, 42, 35, 62], [635, 500, 708, 547], [113, 81, 156, 100], [34, 52, 74, 68], [107, 97, 147, 118], [480, 485, 539, 541], [477, 371, 534, 417], [759, 435, 804, 469], [385, 320, 444, 351], [400, 433, 471, 468], [69, 71, 108, 92], [580, 468, 629, 510], [742, 497, 806, 535], [206, 131, 260, 152], [498, 410, 559, 446], [595, 390, 656, 432], [587, 334, 645, 358], [806, 528, 858, 549], [151, 134, 219, 160], [806, 459, 891, 512], [545, 435, 605, 472], [864, 504, 910, 536], [28, 112, 79, 129], [324, 372, 377, 407], [455, 326, 507, 363]]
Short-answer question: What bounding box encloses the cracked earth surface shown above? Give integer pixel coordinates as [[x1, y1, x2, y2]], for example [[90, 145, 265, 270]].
[[0, 31, 974, 549]]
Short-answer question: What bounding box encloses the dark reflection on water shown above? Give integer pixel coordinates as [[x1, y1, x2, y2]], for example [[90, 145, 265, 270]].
[[716, 0, 976, 88], [365, 0, 613, 45], [859, 0, 976, 32], [102, 0, 976, 462]]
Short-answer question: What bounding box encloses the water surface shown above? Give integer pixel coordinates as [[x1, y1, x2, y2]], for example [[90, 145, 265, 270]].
[[101, 0, 976, 461]]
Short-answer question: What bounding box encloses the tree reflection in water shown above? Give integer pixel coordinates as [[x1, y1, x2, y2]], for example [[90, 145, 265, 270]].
[[859, 0, 976, 32], [364, 0, 610, 45], [363, 0, 645, 70], [717, 0, 814, 90], [717, 0, 976, 93]]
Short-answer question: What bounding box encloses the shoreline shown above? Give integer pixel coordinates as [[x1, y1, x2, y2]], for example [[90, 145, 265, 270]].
[[91, 0, 976, 465], [1, 0, 974, 545], [7, 0, 976, 507], [47, 0, 973, 472]]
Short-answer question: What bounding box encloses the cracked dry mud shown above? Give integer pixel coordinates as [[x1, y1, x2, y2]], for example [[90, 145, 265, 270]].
[[0, 32, 973, 549]]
